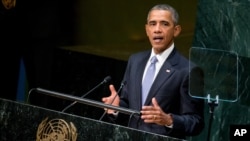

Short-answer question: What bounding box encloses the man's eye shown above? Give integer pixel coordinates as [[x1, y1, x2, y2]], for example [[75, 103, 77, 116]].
[[163, 22, 169, 26], [149, 23, 155, 26], [148, 22, 156, 26]]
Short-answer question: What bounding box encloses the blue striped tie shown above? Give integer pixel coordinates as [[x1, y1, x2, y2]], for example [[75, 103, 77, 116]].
[[142, 56, 158, 105]]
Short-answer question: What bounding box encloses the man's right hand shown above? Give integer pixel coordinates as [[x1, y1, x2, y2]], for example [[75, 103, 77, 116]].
[[102, 84, 120, 114]]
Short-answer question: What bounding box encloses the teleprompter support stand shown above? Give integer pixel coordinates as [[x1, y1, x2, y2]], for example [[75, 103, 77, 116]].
[[207, 94, 219, 141]]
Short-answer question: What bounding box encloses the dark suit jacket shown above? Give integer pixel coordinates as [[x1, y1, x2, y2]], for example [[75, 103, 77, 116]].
[[118, 48, 204, 139]]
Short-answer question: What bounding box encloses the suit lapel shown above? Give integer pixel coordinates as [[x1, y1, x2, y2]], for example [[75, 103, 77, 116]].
[[144, 48, 179, 105], [134, 51, 151, 108], [144, 62, 175, 105]]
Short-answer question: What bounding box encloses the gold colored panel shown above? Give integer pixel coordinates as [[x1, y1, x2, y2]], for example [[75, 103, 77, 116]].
[[36, 117, 77, 141]]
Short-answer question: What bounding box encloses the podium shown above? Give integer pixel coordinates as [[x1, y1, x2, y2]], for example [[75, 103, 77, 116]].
[[0, 98, 183, 141]]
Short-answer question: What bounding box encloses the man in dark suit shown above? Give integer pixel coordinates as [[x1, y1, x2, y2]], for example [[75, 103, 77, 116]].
[[102, 4, 204, 139]]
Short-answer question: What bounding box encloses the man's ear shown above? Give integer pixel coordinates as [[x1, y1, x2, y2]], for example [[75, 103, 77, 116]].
[[174, 25, 182, 37]]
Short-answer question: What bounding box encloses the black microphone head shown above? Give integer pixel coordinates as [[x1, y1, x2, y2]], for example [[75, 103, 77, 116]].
[[121, 81, 127, 86], [103, 76, 112, 83]]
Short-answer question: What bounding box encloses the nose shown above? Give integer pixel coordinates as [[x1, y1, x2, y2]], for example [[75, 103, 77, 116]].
[[154, 24, 162, 33]]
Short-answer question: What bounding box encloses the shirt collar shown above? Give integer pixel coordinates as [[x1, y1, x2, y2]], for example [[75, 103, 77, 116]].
[[150, 43, 174, 63]]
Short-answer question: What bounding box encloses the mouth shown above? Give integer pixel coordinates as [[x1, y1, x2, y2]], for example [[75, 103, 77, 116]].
[[153, 36, 164, 42]]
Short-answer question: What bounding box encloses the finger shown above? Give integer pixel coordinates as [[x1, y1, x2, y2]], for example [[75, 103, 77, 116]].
[[153, 115, 156, 120], [102, 97, 107, 103], [102, 97, 105, 102], [152, 97, 160, 108], [109, 85, 117, 96], [141, 107, 155, 117], [142, 114, 158, 123], [141, 114, 153, 119]]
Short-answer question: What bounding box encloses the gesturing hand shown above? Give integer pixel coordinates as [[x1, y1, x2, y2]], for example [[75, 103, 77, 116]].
[[102, 84, 120, 114], [141, 97, 173, 126]]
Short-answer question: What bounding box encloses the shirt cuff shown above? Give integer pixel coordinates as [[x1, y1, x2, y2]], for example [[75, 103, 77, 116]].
[[165, 124, 173, 128], [112, 111, 119, 116]]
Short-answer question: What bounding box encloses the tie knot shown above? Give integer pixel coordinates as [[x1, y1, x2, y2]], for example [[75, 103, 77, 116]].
[[150, 56, 158, 64]]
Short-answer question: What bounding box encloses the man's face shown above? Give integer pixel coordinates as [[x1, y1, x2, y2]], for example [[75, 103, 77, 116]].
[[145, 10, 181, 54]]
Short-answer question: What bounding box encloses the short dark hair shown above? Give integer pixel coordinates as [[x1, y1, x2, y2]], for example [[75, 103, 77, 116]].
[[147, 4, 179, 25]]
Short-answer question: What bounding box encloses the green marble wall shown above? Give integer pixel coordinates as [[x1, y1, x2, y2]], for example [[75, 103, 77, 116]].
[[189, 0, 250, 141]]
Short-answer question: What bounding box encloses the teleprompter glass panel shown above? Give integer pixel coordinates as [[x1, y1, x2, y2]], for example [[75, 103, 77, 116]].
[[189, 47, 238, 102]]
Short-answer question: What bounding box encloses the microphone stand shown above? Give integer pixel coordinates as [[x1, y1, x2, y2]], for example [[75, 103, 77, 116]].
[[62, 82, 103, 112], [62, 76, 111, 112]]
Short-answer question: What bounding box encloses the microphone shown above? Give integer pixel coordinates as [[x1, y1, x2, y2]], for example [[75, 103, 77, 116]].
[[61, 76, 112, 112], [99, 80, 127, 121]]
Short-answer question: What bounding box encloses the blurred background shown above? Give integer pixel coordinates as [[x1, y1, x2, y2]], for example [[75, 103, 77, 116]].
[[0, 0, 198, 111]]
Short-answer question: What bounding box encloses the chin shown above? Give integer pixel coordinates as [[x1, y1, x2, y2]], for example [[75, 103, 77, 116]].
[[153, 47, 165, 53], [153, 45, 164, 49]]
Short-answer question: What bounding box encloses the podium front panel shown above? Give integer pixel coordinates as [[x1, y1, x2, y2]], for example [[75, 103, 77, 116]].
[[0, 98, 183, 141]]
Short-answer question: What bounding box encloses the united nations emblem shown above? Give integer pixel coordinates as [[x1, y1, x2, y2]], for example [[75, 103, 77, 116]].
[[2, 0, 16, 10], [36, 117, 77, 141]]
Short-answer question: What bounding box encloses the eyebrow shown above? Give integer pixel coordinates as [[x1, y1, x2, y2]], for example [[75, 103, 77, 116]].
[[148, 20, 170, 24]]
